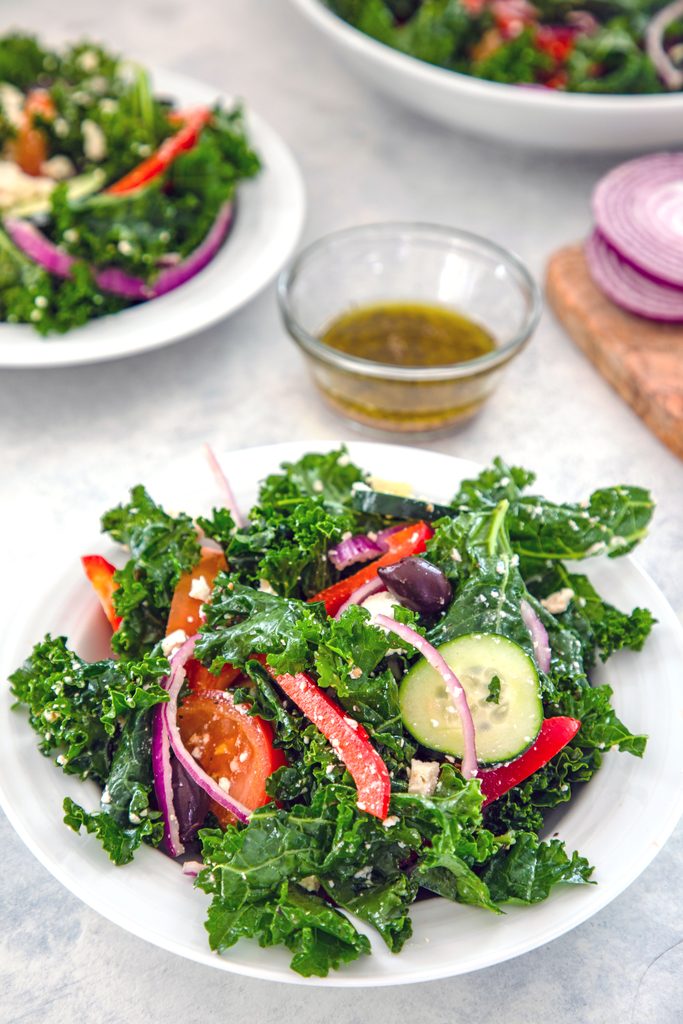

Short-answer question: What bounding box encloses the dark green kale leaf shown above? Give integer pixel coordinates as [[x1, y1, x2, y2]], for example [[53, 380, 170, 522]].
[[11, 635, 168, 864], [329, 874, 418, 954], [453, 459, 654, 562], [203, 879, 370, 978], [0, 33, 54, 90], [0, 230, 125, 335], [102, 485, 201, 659], [428, 501, 536, 660], [393, 765, 503, 912], [470, 28, 552, 84], [210, 497, 353, 599], [196, 578, 324, 672], [9, 635, 168, 784], [480, 832, 594, 904], [257, 447, 367, 514], [63, 708, 163, 865], [524, 560, 655, 665]]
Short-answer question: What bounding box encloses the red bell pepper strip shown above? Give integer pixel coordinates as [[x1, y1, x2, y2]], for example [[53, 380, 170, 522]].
[[273, 670, 391, 819], [309, 521, 434, 617], [106, 107, 212, 196], [81, 554, 122, 630], [478, 716, 581, 807]]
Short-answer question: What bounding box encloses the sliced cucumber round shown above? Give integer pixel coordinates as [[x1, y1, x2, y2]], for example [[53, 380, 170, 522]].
[[399, 632, 543, 765]]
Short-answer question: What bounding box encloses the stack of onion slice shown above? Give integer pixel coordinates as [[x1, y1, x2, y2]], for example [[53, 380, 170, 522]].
[[585, 153, 683, 323]]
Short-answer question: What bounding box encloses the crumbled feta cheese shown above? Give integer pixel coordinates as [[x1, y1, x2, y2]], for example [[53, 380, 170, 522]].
[[540, 588, 574, 615], [100, 98, 118, 115], [258, 579, 276, 595], [41, 155, 75, 180], [54, 117, 69, 138], [0, 83, 24, 126], [129, 812, 142, 825], [189, 575, 211, 602], [77, 49, 100, 72], [63, 228, 79, 244], [349, 666, 363, 680], [218, 776, 231, 794], [161, 629, 188, 657], [450, 547, 462, 563], [81, 118, 107, 160], [312, 480, 324, 493], [297, 875, 320, 892], [117, 238, 133, 256], [101, 787, 111, 805], [407, 759, 441, 797], [382, 815, 399, 828], [361, 591, 399, 624]]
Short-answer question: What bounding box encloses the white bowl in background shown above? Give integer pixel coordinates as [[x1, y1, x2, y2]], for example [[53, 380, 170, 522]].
[[290, 0, 683, 153]]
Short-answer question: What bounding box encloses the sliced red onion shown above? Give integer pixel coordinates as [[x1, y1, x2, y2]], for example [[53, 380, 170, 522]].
[[151, 701, 184, 858], [182, 860, 204, 877], [586, 230, 683, 322], [3, 199, 233, 301], [328, 524, 404, 571], [203, 442, 245, 529], [592, 153, 683, 288], [520, 599, 551, 674], [334, 575, 385, 619], [153, 201, 233, 296], [162, 635, 251, 824], [374, 614, 478, 779], [646, 0, 683, 90], [328, 533, 384, 571]]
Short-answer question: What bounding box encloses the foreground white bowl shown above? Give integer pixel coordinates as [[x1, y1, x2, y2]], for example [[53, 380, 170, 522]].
[[291, 0, 683, 152], [1, 441, 683, 986]]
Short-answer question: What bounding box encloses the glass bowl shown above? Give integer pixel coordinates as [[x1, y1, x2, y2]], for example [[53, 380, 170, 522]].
[[277, 222, 541, 436]]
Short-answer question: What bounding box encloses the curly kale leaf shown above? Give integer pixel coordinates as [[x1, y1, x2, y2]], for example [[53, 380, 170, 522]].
[[102, 485, 201, 659], [203, 879, 370, 978], [196, 578, 324, 672], [0, 230, 126, 334], [9, 635, 168, 784], [63, 708, 163, 865], [480, 832, 594, 904], [524, 560, 655, 665], [452, 459, 654, 562], [11, 635, 168, 864], [257, 447, 367, 513]]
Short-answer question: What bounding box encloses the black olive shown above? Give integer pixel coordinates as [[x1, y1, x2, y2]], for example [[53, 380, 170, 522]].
[[378, 556, 452, 617], [171, 756, 210, 844]]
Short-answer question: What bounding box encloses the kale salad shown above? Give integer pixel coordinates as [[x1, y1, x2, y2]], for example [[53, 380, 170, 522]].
[[325, 0, 683, 93], [10, 448, 656, 977], [0, 34, 259, 335]]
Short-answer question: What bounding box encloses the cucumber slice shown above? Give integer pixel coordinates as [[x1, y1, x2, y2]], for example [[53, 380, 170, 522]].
[[6, 169, 106, 218], [399, 632, 542, 765]]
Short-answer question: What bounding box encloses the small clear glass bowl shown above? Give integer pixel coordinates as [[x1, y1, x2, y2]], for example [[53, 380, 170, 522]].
[[277, 222, 541, 436]]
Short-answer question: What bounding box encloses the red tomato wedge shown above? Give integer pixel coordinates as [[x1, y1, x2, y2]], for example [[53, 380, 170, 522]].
[[478, 716, 581, 807], [81, 554, 121, 630], [309, 521, 434, 617], [177, 689, 285, 826], [166, 547, 241, 691], [106, 107, 212, 195], [273, 671, 391, 819], [11, 89, 56, 176]]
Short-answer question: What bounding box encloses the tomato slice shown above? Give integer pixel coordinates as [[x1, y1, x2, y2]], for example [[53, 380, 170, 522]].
[[11, 89, 56, 176], [166, 546, 241, 691], [177, 689, 285, 826]]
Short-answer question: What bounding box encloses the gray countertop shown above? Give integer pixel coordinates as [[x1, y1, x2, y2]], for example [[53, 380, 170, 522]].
[[1, 1, 682, 1020]]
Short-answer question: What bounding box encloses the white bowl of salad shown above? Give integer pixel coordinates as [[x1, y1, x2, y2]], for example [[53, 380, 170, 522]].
[[2, 441, 683, 985], [0, 34, 304, 365], [290, 0, 683, 151]]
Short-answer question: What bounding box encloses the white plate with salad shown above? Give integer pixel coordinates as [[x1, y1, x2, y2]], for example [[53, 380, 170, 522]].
[[1, 440, 683, 987], [0, 35, 305, 367]]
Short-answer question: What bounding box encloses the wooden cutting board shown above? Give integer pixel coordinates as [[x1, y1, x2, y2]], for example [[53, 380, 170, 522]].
[[546, 244, 683, 461]]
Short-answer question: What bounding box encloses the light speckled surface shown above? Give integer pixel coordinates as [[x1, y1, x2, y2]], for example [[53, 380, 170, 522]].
[[1, 1, 682, 1020]]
